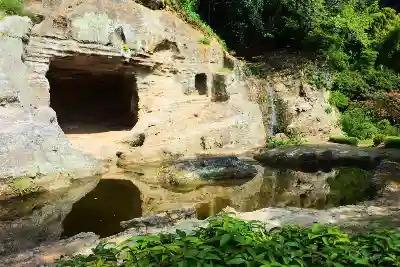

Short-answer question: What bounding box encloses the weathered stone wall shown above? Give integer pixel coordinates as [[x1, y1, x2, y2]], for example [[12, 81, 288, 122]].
[[20, 0, 265, 162], [0, 16, 102, 189]]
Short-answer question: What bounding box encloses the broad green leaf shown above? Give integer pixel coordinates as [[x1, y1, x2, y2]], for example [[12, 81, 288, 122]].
[[226, 257, 246, 265], [220, 234, 232, 246]]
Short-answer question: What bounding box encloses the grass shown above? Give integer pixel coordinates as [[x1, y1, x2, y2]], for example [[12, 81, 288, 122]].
[[56, 213, 400, 267], [198, 36, 211, 45], [328, 135, 359, 146], [217, 67, 233, 73]]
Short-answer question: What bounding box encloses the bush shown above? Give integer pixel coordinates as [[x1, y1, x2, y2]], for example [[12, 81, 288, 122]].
[[328, 91, 349, 111], [56, 214, 400, 267], [0, 0, 24, 15], [384, 136, 400, 148], [373, 134, 385, 146], [328, 135, 359, 146], [340, 107, 377, 139], [377, 119, 393, 135], [331, 71, 370, 99], [368, 92, 400, 124], [363, 68, 400, 93]]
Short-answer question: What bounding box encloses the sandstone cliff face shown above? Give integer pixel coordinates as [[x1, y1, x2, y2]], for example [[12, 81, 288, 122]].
[[0, 1, 266, 254], [0, 16, 102, 195], [20, 0, 265, 162]]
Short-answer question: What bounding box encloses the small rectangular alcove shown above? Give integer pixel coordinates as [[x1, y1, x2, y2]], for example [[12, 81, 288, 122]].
[[195, 73, 208, 95]]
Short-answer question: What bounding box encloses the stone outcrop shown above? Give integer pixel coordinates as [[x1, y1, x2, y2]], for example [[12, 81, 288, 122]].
[[21, 0, 266, 163], [0, 16, 103, 195], [245, 52, 341, 141], [0, 0, 266, 256], [254, 144, 400, 173]]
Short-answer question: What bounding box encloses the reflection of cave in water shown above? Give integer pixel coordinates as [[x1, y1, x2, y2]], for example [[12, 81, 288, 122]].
[[61, 179, 142, 238]]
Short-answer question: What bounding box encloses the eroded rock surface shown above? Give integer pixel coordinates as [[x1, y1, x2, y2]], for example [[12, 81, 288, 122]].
[[254, 144, 400, 173], [0, 16, 102, 194], [19, 1, 266, 163]]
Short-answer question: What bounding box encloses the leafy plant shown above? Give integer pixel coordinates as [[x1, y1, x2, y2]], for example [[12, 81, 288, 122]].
[[0, 0, 24, 16], [373, 133, 385, 146], [340, 107, 377, 139], [267, 135, 305, 148], [56, 213, 400, 267], [328, 91, 349, 111]]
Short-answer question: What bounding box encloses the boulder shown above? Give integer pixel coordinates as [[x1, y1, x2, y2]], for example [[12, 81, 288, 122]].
[[254, 144, 400, 172], [156, 156, 259, 190]]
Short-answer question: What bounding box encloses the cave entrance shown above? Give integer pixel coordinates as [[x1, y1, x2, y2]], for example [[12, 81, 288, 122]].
[[46, 56, 139, 134], [195, 73, 208, 95]]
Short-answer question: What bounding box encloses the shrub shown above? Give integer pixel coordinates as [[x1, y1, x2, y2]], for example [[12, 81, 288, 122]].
[[56, 214, 400, 267], [340, 107, 377, 139], [267, 135, 305, 148], [0, 0, 24, 15], [384, 136, 400, 148], [363, 68, 400, 93], [373, 134, 385, 146], [328, 91, 349, 111], [328, 135, 359, 146], [377, 119, 393, 135], [331, 71, 370, 99], [368, 92, 400, 124]]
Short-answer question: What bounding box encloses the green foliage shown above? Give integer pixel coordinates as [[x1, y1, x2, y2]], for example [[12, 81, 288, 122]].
[[198, 36, 211, 45], [373, 133, 385, 146], [57, 214, 400, 267], [328, 91, 349, 111], [0, 0, 24, 16], [384, 136, 400, 148], [267, 135, 305, 148], [165, 0, 226, 49], [377, 119, 393, 135], [328, 135, 359, 146], [331, 71, 370, 98], [325, 105, 333, 114], [340, 107, 377, 139]]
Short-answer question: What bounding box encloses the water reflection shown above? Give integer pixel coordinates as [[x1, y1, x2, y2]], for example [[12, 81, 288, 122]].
[[61, 179, 142, 238]]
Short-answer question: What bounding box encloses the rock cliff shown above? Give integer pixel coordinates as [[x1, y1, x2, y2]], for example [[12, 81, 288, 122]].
[[0, 0, 266, 255]]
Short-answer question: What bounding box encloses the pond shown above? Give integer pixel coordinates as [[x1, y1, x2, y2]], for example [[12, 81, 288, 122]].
[[58, 157, 384, 238]]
